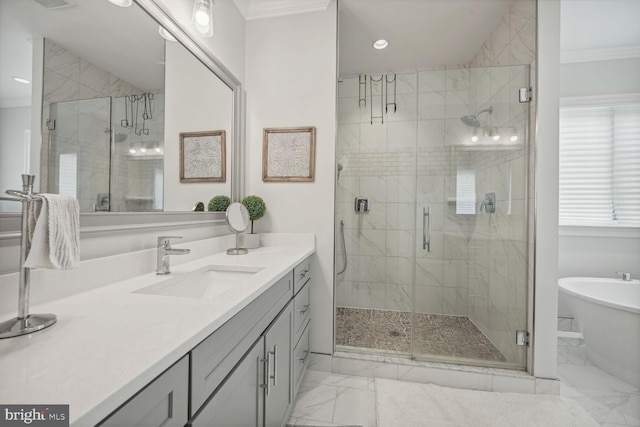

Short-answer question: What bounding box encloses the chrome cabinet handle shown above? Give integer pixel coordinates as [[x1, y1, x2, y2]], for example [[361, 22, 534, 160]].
[[299, 269, 310, 281], [270, 345, 278, 387], [299, 349, 309, 364], [260, 355, 270, 396], [423, 206, 431, 252]]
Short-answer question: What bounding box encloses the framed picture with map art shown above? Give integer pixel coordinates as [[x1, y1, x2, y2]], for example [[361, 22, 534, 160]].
[[262, 126, 316, 182], [179, 130, 226, 183]]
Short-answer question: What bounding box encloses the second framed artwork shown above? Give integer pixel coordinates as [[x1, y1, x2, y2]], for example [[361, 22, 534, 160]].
[[179, 130, 226, 183], [262, 126, 316, 182]]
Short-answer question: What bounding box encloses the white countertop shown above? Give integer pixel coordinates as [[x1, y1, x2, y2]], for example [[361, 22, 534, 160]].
[[0, 238, 314, 426]]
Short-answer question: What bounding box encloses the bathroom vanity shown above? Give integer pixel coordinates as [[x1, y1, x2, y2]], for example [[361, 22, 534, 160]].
[[0, 236, 314, 426]]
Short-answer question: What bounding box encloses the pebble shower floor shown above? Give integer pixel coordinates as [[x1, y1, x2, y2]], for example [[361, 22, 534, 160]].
[[336, 307, 506, 362]]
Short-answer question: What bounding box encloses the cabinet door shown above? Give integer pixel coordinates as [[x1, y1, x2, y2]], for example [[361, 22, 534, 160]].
[[264, 302, 293, 427], [190, 337, 265, 427], [99, 356, 188, 427]]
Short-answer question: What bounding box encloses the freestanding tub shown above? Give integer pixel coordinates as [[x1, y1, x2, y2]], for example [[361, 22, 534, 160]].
[[558, 277, 640, 387]]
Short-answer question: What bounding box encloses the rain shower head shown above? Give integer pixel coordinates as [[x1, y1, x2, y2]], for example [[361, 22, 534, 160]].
[[460, 115, 481, 128], [460, 106, 494, 128]]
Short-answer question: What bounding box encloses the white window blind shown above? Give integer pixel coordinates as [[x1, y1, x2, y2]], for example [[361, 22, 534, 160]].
[[559, 104, 640, 226]]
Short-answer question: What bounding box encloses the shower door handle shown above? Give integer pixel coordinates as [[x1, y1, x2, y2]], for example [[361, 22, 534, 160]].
[[423, 206, 431, 252]]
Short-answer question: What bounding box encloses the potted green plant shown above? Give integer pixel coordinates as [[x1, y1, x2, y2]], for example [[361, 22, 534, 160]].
[[240, 195, 266, 248], [208, 195, 231, 212]]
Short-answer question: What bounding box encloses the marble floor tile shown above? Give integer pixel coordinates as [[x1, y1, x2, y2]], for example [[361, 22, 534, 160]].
[[333, 387, 376, 427], [289, 339, 639, 427], [290, 384, 338, 423], [558, 337, 640, 427]]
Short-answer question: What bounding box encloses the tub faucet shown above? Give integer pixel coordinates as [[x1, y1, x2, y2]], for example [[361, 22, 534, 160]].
[[615, 271, 632, 281], [156, 236, 191, 275]]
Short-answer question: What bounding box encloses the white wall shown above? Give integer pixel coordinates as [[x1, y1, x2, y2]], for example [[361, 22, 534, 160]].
[[559, 232, 640, 277], [164, 41, 233, 211], [245, 3, 337, 354], [534, 0, 561, 380], [560, 58, 640, 97], [156, 0, 246, 82]]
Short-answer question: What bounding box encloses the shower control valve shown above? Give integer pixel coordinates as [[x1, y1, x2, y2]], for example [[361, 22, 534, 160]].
[[354, 197, 370, 213], [479, 192, 496, 214]]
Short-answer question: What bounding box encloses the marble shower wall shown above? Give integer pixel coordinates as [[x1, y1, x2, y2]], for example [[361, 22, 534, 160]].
[[466, 0, 536, 366], [336, 73, 420, 313], [335, 70, 474, 317]]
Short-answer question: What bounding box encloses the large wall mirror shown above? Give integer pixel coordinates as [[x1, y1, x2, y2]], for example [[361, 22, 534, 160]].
[[0, 0, 241, 230]]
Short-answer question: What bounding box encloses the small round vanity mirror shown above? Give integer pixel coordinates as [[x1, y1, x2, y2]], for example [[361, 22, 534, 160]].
[[226, 202, 249, 255]]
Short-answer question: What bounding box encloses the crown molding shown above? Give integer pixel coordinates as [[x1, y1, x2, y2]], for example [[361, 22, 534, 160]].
[[561, 44, 640, 64], [233, 0, 330, 20]]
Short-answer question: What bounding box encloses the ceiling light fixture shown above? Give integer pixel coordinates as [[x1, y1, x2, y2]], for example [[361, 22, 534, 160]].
[[192, 0, 214, 37], [373, 39, 388, 50], [158, 27, 176, 42], [12, 77, 31, 84], [107, 0, 132, 7]]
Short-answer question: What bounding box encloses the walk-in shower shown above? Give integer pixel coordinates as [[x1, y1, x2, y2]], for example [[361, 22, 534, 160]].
[[334, 65, 530, 370]]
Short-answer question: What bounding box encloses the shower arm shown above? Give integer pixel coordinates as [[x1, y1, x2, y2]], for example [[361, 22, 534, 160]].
[[476, 106, 494, 117]]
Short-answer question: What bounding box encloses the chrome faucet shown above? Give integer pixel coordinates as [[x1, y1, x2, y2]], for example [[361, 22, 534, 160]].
[[615, 271, 632, 281], [156, 236, 191, 275]]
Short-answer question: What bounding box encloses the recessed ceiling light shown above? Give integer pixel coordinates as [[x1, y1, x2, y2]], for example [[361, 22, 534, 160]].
[[373, 39, 388, 50], [107, 0, 132, 7], [12, 77, 31, 84]]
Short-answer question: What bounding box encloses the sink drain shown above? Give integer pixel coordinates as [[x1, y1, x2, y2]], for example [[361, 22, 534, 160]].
[[389, 330, 401, 337]]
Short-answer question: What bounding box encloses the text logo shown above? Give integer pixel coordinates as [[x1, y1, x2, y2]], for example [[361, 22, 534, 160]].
[[0, 405, 68, 427]]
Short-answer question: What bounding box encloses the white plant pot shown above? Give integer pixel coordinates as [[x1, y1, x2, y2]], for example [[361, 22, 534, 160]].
[[241, 233, 260, 249]]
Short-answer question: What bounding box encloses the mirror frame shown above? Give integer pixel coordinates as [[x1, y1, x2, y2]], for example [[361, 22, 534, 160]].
[[0, 0, 244, 241]]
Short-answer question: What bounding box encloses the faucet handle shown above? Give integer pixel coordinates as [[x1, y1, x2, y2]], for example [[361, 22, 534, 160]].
[[158, 236, 182, 246], [615, 271, 631, 281]]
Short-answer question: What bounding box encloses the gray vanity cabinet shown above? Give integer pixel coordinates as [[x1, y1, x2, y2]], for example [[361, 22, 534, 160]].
[[264, 302, 293, 427], [190, 302, 293, 427], [189, 337, 265, 427], [98, 356, 188, 427]]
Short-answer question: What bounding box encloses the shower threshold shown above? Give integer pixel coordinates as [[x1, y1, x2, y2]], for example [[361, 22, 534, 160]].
[[336, 307, 511, 367]]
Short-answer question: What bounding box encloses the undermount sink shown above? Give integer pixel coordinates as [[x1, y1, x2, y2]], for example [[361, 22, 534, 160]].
[[134, 265, 264, 299]]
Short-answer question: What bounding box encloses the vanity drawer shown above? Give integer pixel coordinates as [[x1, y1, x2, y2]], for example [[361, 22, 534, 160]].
[[293, 281, 310, 343], [293, 322, 311, 397], [293, 256, 312, 295], [190, 271, 292, 415], [99, 356, 188, 427]]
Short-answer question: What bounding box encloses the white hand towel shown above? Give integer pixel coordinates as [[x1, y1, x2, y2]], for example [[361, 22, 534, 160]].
[[23, 194, 80, 270]]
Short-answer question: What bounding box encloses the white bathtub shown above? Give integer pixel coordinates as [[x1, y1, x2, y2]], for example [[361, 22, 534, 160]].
[[558, 277, 640, 387]]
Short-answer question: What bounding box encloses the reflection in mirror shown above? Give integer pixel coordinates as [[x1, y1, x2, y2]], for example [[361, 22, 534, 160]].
[[0, 0, 233, 214], [225, 202, 249, 255]]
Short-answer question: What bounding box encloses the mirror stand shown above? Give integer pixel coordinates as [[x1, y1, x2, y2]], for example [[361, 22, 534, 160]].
[[225, 202, 250, 255], [227, 234, 248, 255]]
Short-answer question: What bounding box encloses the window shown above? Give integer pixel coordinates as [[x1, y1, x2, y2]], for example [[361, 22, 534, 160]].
[[559, 98, 640, 227], [58, 153, 77, 198]]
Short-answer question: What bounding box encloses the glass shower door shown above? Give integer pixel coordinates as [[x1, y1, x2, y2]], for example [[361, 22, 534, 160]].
[[412, 65, 530, 368], [46, 97, 111, 212]]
